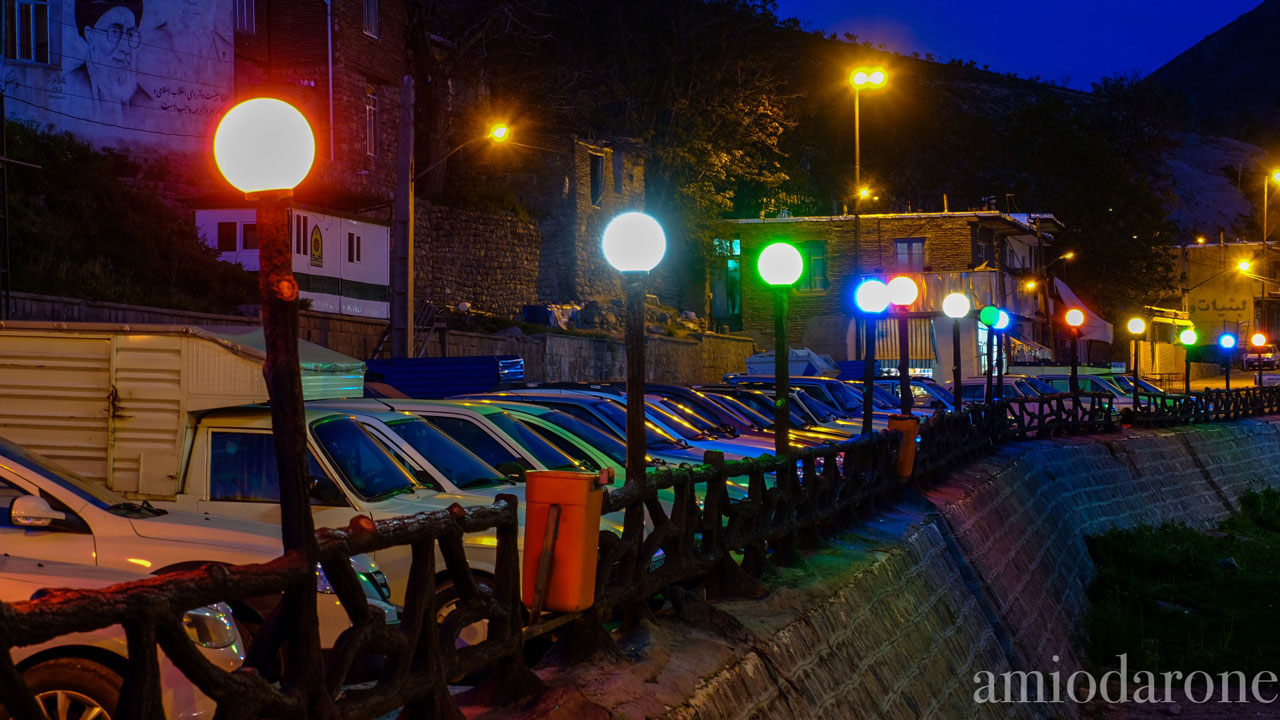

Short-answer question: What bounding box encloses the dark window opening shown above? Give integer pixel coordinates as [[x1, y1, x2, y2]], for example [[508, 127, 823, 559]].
[[241, 223, 259, 250], [589, 153, 604, 206], [216, 222, 237, 252]]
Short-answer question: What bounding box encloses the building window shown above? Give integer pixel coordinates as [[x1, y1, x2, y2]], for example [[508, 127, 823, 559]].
[[294, 215, 310, 255], [895, 237, 925, 272], [4, 0, 51, 64], [347, 232, 362, 263], [364, 93, 377, 156], [363, 0, 378, 37], [797, 242, 828, 292], [242, 223, 259, 250], [216, 222, 237, 252], [234, 0, 254, 33], [589, 153, 604, 206]]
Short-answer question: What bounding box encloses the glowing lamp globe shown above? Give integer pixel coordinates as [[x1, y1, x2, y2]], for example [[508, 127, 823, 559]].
[[1179, 328, 1197, 345], [978, 306, 1000, 327], [489, 123, 510, 142], [886, 276, 918, 306], [1252, 332, 1268, 348], [941, 292, 971, 319], [994, 309, 1011, 331], [1127, 318, 1146, 335], [868, 69, 886, 85], [1065, 308, 1085, 328], [855, 279, 890, 314], [850, 71, 869, 86], [214, 98, 315, 194], [758, 242, 804, 286], [601, 212, 666, 272], [1219, 333, 1237, 350]]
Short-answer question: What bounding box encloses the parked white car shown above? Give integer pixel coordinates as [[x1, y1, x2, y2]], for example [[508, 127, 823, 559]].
[[0, 555, 243, 719], [0, 435, 397, 648]]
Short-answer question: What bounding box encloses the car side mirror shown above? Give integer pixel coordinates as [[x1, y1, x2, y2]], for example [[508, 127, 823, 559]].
[[10, 495, 66, 528], [496, 462, 526, 482]]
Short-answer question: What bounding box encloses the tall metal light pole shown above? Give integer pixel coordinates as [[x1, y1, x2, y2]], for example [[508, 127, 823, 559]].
[[1127, 317, 1146, 406], [602, 213, 667, 490], [848, 67, 887, 192], [855, 279, 890, 433], [758, 242, 804, 458], [214, 98, 327, 709], [1180, 327, 1197, 394], [1065, 308, 1085, 394], [942, 293, 971, 408]]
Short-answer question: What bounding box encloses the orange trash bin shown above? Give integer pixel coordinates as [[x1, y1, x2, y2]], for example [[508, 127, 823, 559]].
[[886, 414, 919, 479], [521, 470, 604, 613]]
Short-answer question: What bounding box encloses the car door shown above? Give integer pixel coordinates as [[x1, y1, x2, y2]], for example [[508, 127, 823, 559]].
[[0, 471, 98, 567], [197, 429, 356, 529]]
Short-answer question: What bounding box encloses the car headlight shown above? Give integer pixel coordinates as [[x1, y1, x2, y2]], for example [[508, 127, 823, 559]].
[[183, 603, 237, 649]]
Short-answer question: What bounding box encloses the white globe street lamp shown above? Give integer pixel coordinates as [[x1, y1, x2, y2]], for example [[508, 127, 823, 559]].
[[602, 212, 666, 490]]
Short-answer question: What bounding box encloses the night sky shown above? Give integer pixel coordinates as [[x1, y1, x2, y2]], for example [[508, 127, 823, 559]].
[[775, 0, 1261, 90]]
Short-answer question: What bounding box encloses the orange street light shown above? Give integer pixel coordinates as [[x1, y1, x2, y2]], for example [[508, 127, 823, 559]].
[[848, 66, 888, 193], [1065, 308, 1085, 393], [1238, 259, 1252, 272]]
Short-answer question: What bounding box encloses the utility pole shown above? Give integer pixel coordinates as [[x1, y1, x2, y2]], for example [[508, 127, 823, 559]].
[[390, 76, 415, 357]]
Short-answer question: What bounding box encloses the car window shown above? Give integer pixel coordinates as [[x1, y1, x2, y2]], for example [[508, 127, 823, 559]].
[[383, 418, 505, 490], [522, 422, 601, 471], [1046, 378, 1070, 392], [484, 412, 580, 470], [543, 403, 613, 433], [425, 415, 533, 471], [960, 384, 987, 402], [0, 477, 24, 524], [534, 410, 627, 466], [310, 417, 416, 501], [209, 432, 338, 504]]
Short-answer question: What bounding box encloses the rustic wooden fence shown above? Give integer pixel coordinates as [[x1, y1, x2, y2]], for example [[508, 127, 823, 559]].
[[1, 386, 1277, 718]]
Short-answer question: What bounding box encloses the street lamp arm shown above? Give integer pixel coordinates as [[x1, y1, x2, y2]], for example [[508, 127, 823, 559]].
[[412, 137, 481, 184]]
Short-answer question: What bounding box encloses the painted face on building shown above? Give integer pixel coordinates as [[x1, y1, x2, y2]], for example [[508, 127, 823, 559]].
[[84, 6, 141, 104], [176, 0, 213, 34]]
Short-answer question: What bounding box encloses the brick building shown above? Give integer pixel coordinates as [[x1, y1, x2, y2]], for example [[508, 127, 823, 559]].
[[727, 211, 1077, 377]]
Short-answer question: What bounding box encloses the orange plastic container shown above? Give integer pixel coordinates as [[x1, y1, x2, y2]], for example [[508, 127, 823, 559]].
[[887, 414, 919, 479], [521, 471, 603, 613]]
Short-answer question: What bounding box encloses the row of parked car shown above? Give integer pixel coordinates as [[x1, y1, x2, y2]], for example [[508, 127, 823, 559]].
[[0, 358, 1160, 716]]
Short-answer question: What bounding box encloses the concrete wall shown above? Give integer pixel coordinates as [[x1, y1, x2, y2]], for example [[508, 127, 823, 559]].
[[424, 329, 756, 385], [510, 419, 1280, 720], [8, 292, 753, 383]]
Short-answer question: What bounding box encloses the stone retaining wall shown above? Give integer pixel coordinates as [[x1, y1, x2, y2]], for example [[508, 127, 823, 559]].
[[495, 419, 1280, 720]]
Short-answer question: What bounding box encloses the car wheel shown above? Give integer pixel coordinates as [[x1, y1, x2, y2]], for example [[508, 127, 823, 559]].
[[1, 657, 121, 720]]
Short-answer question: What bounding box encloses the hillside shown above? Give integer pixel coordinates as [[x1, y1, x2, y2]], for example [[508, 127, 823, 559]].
[[1146, 0, 1280, 148]]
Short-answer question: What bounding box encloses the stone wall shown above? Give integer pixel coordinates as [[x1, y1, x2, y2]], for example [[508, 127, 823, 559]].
[[415, 204, 543, 315], [494, 419, 1280, 720]]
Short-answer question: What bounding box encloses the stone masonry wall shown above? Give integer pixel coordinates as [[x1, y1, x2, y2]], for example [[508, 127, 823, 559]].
[[415, 204, 543, 316], [496, 419, 1280, 720]]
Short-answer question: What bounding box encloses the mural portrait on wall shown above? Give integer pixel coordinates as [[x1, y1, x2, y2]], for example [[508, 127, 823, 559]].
[[140, 0, 233, 94], [63, 0, 155, 123]]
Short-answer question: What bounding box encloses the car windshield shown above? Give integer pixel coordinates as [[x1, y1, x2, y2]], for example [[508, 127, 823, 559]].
[[706, 393, 770, 428], [533, 410, 627, 466], [483, 411, 582, 471], [0, 435, 121, 509], [383, 418, 507, 489], [311, 416, 417, 500], [1110, 376, 1164, 394], [656, 398, 724, 434], [645, 402, 706, 440], [731, 391, 809, 426], [923, 383, 955, 405], [591, 399, 683, 449], [1020, 377, 1057, 395], [798, 390, 840, 421], [1013, 380, 1041, 397]]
